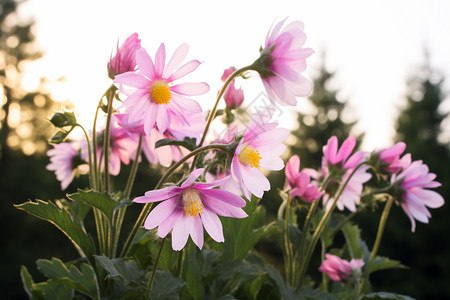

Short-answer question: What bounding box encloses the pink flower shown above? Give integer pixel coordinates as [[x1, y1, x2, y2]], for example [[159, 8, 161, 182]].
[[46, 142, 85, 190], [114, 43, 209, 135], [83, 120, 138, 176], [390, 154, 444, 232], [231, 115, 289, 199], [133, 168, 247, 251], [256, 19, 314, 106], [371, 142, 406, 174], [107, 33, 141, 79], [321, 136, 371, 211], [319, 254, 364, 282], [221, 67, 244, 109], [115, 112, 205, 167], [285, 155, 322, 202]]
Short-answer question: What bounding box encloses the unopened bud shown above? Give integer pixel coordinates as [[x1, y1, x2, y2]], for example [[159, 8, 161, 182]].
[[50, 111, 77, 128], [49, 130, 70, 144]]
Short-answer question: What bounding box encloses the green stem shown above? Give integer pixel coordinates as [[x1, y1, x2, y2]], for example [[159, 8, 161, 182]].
[[284, 194, 293, 285], [145, 237, 166, 300], [297, 162, 367, 287], [190, 65, 253, 171], [77, 124, 94, 189], [120, 143, 231, 257], [112, 134, 143, 258], [358, 195, 394, 294], [92, 88, 111, 190], [102, 85, 118, 193], [293, 175, 331, 286]]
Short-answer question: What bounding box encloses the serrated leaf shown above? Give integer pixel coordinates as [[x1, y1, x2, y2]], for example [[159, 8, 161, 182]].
[[33, 280, 74, 300], [369, 256, 407, 274], [20, 265, 44, 300], [94, 255, 144, 284], [341, 222, 366, 259], [68, 190, 118, 225], [57, 198, 91, 230], [362, 291, 415, 300], [155, 137, 197, 151], [36, 257, 99, 299], [296, 286, 337, 300], [15, 200, 96, 264], [150, 270, 184, 300]]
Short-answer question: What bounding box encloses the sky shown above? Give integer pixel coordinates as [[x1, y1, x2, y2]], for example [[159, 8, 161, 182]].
[[17, 0, 450, 150]]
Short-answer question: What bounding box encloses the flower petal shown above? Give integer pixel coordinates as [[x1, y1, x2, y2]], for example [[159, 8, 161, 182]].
[[171, 82, 210, 96], [168, 59, 202, 82], [200, 208, 224, 242], [163, 43, 189, 78]]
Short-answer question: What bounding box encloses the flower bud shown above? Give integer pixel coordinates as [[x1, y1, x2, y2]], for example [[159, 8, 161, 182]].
[[48, 130, 70, 144], [107, 33, 141, 79], [50, 111, 77, 128]]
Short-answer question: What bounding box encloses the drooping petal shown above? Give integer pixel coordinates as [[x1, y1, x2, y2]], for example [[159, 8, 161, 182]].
[[171, 217, 190, 251], [200, 208, 224, 242]]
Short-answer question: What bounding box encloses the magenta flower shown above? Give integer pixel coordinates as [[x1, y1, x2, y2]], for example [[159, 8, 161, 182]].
[[46, 142, 85, 190], [114, 43, 209, 135], [321, 136, 371, 211], [285, 155, 322, 202], [390, 154, 444, 232], [371, 142, 406, 175], [231, 117, 289, 199], [133, 168, 247, 250], [319, 254, 364, 282], [255, 19, 314, 106], [221, 67, 244, 109], [107, 33, 141, 79]]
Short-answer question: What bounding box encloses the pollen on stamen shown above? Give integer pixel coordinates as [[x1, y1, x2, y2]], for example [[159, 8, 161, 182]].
[[238, 144, 262, 168], [182, 188, 203, 218], [150, 80, 171, 104]]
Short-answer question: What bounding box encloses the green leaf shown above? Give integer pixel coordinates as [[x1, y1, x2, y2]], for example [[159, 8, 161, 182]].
[[296, 286, 337, 300], [94, 255, 145, 284], [369, 256, 407, 274], [15, 200, 96, 263], [20, 265, 44, 300], [57, 198, 91, 230], [155, 137, 197, 151], [68, 190, 118, 226], [341, 222, 367, 259], [266, 266, 296, 299], [219, 198, 278, 260], [181, 242, 203, 299], [36, 257, 99, 299], [150, 270, 184, 300], [362, 292, 415, 300]]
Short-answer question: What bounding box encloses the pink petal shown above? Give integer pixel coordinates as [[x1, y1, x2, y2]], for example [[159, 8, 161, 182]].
[[144, 198, 180, 229], [200, 188, 246, 207], [181, 168, 205, 188], [154, 43, 166, 78], [163, 43, 189, 78], [324, 136, 338, 165], [136, 48, 156, 79], [171, 93, 202, 112], [171, 82, 210, 96], [168, 60, 202, 82], [135, 186, 182, 202], [188, 215, 204, 249], [241, 165, 270, 198], [200, 208, 224, 242], [158, 208, 184, 238], [143, 103, 158, 136], [336, 136, 356, 163], [172, 217, 190, 251], [114, 72, 149, 89], [156, 104, 168, 133]]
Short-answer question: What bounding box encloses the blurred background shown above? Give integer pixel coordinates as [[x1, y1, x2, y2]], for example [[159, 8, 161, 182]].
[[1, 0, 449, 299]]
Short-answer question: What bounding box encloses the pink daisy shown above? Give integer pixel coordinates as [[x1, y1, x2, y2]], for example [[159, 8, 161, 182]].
[[256, 19, 314, 106], [285, 155, 322, 202], [390, 154, 444, 232], [114, 43, 209, 135], [107, 33, 141, 79], [133, 168, 248, 251], [321, 136, 371, 211], [231, 116, 289, 199], [371, 142, 406, 175], [319, 254, 364, 282], [46, 142, 85, 190]]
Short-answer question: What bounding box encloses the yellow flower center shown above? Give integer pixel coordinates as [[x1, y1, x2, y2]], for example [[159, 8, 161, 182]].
[[182, 188, 203, 218], [150, 80, 171, 104], [238, 144, 262, 168]]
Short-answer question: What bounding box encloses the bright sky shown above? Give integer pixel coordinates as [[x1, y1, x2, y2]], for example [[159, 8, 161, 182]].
[[18, 0, 450, 150]]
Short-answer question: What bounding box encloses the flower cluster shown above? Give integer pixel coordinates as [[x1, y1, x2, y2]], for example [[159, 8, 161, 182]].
[[37, 18, 446, 300]]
